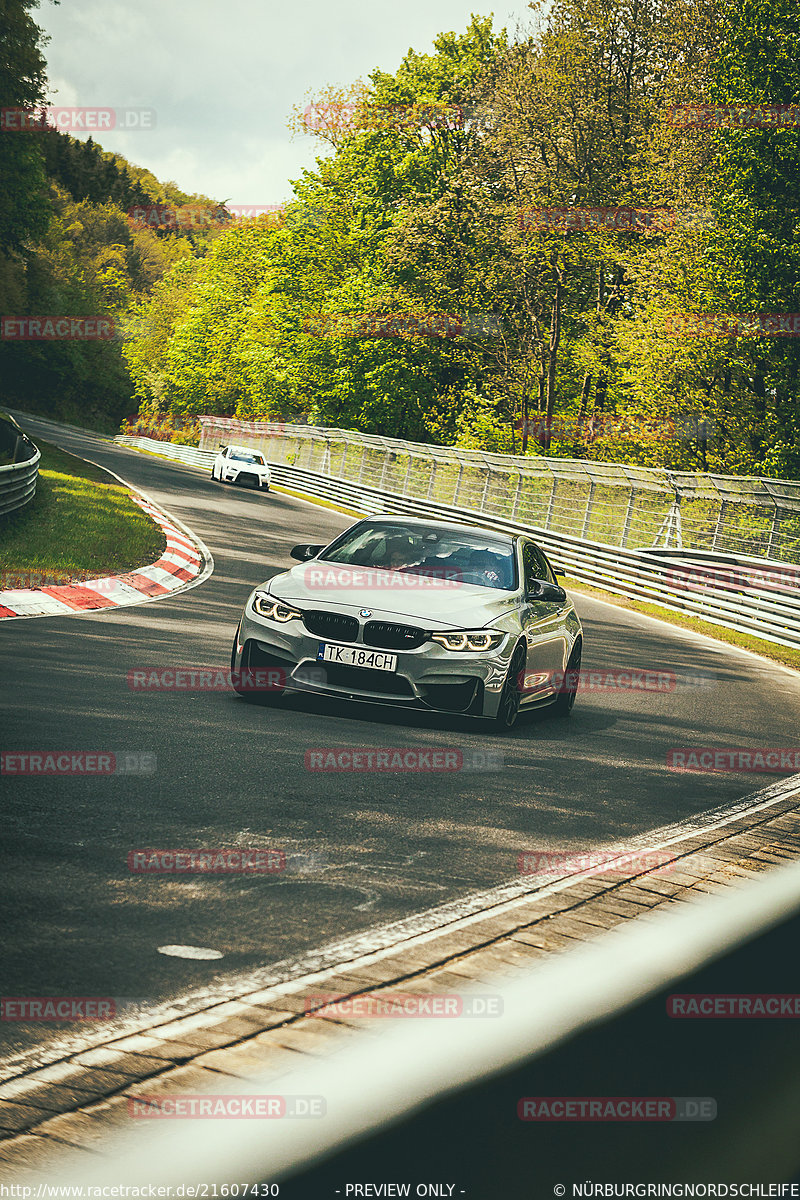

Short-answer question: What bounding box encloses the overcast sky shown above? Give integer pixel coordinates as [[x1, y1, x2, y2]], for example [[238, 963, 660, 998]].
[[37, 0, 529, 206]]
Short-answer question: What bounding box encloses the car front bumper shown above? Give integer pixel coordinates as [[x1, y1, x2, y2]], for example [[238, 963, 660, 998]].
[[222, 467, 270, 488], [233, 605, 516, 717]]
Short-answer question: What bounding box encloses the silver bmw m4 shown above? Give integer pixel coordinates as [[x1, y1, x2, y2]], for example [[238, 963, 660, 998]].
[[230, 515, 583, 730]]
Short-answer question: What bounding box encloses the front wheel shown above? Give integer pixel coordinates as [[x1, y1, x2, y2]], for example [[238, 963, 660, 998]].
[[492, 643, 527, 732], [552, 641, 581, 716]]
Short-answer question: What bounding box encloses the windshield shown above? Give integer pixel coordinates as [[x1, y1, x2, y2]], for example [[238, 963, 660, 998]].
[[320, 521, 518, 590], [230, 451, 265, 465]]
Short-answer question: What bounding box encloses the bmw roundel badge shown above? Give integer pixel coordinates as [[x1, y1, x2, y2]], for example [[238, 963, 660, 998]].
[[359, 609, 372, 618]]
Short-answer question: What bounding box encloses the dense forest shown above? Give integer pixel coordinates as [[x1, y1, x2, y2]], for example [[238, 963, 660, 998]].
[[0, 0, 225, 429], [2, 0, 799, 476]]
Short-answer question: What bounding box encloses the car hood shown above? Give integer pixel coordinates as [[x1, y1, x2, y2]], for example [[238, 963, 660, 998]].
[[263, 562, 521, 629]]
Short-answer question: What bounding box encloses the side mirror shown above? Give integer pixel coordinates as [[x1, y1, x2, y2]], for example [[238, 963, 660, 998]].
[[290, 543, 325, 561], [526, 579, 567, 604]]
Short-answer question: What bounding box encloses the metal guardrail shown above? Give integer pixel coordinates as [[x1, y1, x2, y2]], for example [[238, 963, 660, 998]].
[[37, 776, 800, 1187], [115, 436, 213, 468], [115, 433, 800, 651], [0, 415, 40, 517], [272, 464, 800, 650], [198, 416, 800, 564]]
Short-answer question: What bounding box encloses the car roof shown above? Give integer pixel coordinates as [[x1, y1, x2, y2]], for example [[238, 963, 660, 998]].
[[356, 513, 518, 544], [228, 445, 262, 454]]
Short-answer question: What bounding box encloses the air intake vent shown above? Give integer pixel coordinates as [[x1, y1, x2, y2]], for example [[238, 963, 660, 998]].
[[303, 610, 359, 643], [364, 621, 427, 650]]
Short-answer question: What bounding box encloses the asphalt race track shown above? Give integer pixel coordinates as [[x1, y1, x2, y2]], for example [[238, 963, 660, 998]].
[[3, 412, 800, 1065]]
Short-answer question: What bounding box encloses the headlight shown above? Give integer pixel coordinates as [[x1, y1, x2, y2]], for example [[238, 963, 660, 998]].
[[431, 629, 505, 652], [252, 592, 302, 623]]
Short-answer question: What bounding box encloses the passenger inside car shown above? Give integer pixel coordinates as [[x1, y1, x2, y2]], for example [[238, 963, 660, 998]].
[[383, 537, 419, 571]]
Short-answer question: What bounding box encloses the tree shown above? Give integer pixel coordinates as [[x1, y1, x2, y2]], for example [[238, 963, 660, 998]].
[[0, 0, 52, 251]]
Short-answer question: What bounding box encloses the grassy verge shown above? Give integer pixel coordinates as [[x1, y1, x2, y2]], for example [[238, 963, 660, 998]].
[[564, 575, 800, 673], [0, 439, 166, 584]]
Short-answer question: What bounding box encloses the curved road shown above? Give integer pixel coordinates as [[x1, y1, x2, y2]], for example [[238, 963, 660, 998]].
[[2, 412, 799, 1065]]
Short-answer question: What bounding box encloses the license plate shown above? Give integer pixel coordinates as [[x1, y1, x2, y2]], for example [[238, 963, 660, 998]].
[[317, 643, 398, 672]]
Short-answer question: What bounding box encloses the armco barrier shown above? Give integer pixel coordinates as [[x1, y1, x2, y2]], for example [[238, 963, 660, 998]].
[[197, 416, 800, 564], [114, 436, 213, 469], [28, 775, 800, 1187], [116, 434, 800, 651], [0, 415, 40, 516]]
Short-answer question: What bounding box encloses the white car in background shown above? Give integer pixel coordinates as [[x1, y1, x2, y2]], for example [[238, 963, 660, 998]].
[[211, 445, 271, 491]]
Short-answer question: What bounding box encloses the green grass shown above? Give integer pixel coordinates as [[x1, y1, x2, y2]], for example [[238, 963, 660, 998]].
[[0, 439, 166, 583], [564, 575, 800, 673]]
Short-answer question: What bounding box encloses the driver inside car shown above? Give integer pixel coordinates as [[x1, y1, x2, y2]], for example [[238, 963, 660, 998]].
[[465, 549, 505, 587], [383, 538, 418, 572]]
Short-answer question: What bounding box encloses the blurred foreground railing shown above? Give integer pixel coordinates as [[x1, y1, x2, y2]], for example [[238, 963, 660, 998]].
[[35, 774, 800, 1189]]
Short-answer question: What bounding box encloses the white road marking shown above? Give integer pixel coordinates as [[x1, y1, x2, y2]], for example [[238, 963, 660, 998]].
[[157, 945, 224, 960]]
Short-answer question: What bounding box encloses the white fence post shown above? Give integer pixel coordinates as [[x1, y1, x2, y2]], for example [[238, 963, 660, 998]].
[[620, 488, 638, 548], [452, 461, 464, 507], [426, 460, 438, 501], [581, 481, 596, 540], [544, 474, 557, 529], [479, 467, 491, 512], [712, 500, 728, 551], [511, 473, 523, 520]]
